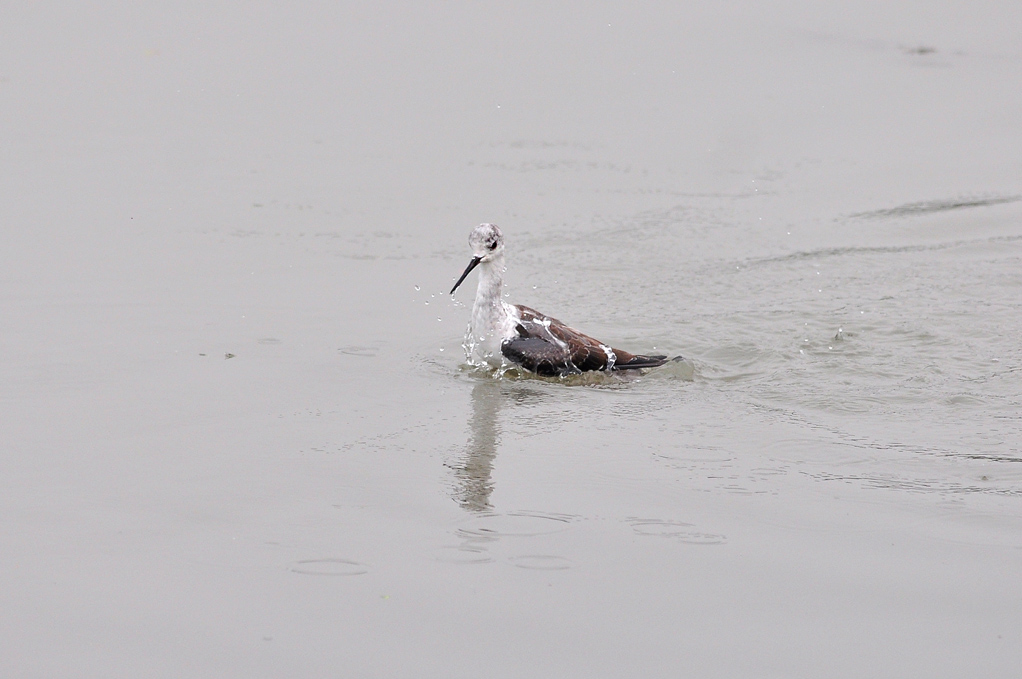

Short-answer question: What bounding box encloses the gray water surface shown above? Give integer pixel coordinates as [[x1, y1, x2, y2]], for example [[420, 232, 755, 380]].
[[3, 3, 1021, 678]]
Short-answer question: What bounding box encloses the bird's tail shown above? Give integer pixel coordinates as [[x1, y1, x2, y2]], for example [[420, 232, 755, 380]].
[[614, 353, 670, 370]]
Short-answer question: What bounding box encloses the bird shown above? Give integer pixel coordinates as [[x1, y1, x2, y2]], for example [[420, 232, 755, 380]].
[[449, 223, 669, 377]]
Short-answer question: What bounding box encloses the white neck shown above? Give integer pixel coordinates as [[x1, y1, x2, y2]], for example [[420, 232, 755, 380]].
[[472, 256, 507, 327], [467, 255, 514, 363]]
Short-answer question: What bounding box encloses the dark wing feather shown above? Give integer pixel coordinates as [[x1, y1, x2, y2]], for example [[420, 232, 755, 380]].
[[501, 336, 571, 376], [500, 305, 609, 375], [501, 305, 667, 375]]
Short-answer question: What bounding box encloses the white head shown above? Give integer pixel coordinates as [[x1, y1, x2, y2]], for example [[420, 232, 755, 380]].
[[450, 223, 505, 294], [467, 223, 504, 262]]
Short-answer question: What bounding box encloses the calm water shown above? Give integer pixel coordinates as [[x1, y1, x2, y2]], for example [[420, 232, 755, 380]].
[[3, 3, 1021, 677]]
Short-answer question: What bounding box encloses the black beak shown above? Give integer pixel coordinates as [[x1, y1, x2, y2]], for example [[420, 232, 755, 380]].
[[450, 256, 482, 295]]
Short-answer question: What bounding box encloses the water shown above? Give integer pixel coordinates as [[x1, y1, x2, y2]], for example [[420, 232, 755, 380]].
[[2, 3, 1021, 677]]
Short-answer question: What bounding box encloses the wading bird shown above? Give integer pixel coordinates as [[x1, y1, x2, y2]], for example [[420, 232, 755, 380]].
[[450, 223, 668, 376]]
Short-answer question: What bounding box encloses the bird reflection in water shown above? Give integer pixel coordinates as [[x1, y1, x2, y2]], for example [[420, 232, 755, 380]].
[[449, 378, 550, 512], [450, 379, 502, 512]]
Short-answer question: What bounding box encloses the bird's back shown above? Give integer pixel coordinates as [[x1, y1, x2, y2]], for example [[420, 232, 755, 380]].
[[502, 305, 667, 376]]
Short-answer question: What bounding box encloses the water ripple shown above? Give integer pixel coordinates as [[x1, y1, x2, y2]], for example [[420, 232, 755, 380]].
[[290, 559, 369, 576], [846, 194, 1021, 220]]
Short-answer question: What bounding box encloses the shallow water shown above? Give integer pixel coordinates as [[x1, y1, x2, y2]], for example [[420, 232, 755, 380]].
[[2, 3, 1021, 677]]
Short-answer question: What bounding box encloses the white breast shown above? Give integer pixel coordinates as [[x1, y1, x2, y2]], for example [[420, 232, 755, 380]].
[[467, 301, 519, 367]]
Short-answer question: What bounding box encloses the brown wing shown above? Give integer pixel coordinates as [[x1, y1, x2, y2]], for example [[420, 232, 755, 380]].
[[500, 305, 608, 375], [501, 305, 667, 376]]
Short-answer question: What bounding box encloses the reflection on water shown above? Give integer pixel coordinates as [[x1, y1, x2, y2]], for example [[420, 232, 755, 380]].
[[450, 379, 502, 512], [448, 377, 560, 512]]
